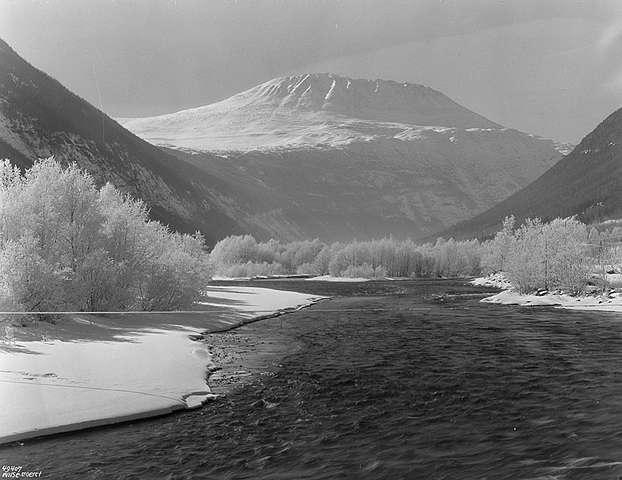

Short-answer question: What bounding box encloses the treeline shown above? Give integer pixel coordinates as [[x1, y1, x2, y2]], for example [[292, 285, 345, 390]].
[[211, 218, 621, 294], [0, 158, 211, 312], [210, 235, 483, 279]]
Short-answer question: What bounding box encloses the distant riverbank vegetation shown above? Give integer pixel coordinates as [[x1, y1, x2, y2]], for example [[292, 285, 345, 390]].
[[212, 218, 622, 294], [0, 159, 211, 312], [210, 235, 483, 279]]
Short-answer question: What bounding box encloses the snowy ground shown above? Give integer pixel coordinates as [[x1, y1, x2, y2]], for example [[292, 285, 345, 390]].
[[472, 274, 622, 313], [212, 275, 372, 282], [198, 286, 326, 316], [0, 286, 323, 444], [305, 275, 371, 282], [482, 289, 622, 312], [469, 272, 512, 289], [211, 274, 312, 281]]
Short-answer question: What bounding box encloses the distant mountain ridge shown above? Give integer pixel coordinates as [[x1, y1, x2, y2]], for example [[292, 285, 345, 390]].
[[440, 107, 622, 240]]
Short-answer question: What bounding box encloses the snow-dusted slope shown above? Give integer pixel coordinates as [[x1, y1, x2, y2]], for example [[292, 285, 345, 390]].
[[120, 73, 567, 240], [442, 107, 622, 240], [120, 73, 504, 151]]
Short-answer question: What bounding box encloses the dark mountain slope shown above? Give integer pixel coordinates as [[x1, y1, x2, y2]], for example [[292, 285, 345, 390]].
[[440, 107, 622, 240], [0, 38, 253, 245]]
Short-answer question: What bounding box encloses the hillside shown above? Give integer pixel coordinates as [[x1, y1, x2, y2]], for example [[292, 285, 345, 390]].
[[440, 107, 622, 240], [0, 38, 252, 245], [120, 73, 567, 240]]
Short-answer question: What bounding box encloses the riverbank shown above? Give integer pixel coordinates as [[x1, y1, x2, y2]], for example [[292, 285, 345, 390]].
[[473, 274, 622, 313], [0, 286, 324, 445]]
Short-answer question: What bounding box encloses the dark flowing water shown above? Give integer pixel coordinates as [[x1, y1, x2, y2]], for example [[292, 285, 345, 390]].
[[3, 279, 622, 479]]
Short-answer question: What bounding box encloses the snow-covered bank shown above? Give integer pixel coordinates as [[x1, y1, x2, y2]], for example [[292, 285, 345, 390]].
[[482, 289, 622, 312], [0, 286, 324, 445], [469, 272, 512, 289], [199, 286, 325, 317], [472, 274, 622, 313], [305, 275, 371, 282], [0, 328, 210, 445], [211, 274, 312, 281], [212, 275, 371, 282]]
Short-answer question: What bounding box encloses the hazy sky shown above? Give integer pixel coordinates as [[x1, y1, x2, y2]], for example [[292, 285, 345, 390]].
[[2, 0, 622, 142]]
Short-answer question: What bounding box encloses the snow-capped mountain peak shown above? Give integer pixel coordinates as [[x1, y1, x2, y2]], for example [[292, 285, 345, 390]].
[[118, 73, 508, 151], [227, 73, 499, 127]]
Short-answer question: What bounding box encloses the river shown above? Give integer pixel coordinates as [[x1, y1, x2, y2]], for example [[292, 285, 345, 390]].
[[2, 279, 622, 479]]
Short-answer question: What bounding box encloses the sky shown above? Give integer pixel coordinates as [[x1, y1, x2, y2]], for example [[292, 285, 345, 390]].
[[1, 0, 622, 143]]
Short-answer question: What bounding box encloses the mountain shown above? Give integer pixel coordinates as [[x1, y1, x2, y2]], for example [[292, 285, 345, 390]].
[[120, 73, 568, 241], [440, 107, 622, 240], [120, 73, 502, 151], [0, 38, 255, 245]]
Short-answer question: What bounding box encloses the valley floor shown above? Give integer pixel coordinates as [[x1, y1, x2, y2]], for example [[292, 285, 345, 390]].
[[0, 286, 324, 445]]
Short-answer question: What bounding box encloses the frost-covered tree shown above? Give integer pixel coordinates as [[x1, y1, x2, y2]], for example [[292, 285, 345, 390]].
[[0, 235, 63, 311], [504, 218, 546, 293], [0, 158, 212, 311], [503, 217, 590, 294], [542, 218, 589, 293], [482, 216, 515, 273]]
